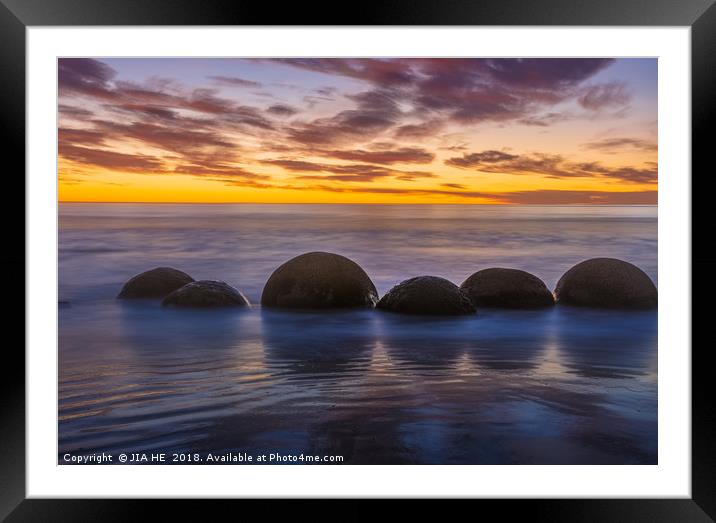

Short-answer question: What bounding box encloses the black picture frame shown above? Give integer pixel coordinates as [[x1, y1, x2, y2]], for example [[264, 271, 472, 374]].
[[2, 0, 713, 519]]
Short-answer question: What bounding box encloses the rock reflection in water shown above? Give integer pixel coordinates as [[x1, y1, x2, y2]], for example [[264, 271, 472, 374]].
[[261, 309, 377, 379]]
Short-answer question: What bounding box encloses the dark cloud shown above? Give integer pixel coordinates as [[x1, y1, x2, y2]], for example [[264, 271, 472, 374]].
[[518, 112, 570, 127], [172, 162, 268, 180], [58, 104, 95, 119], [59, 59, 275, 131], [58, 58, 117, 99], [315, 87, 337, 97], [274, 58, 417, 87], [578, 82, 631, 111], [262, 159, 326, 172], [59, 143, 165, 172], [266, 104, 299, 117], [208, 75, 262, 88], [394, 120, 444, 139], [582, 137, 657, 153], [302, 95, 334, 108], [296, 167, 395, 183], [446, 149, 657, 184], [445, 150, 518, 168], [570, 162, 657, 184], [391, 171, 436, 181], [92, 120, 235, 154], [58, 127, 107, 147], [481, 59, 615, 90], [286, 88, 405, 145], [262, 158, 433, 183], [277, 58, 615, 127], [182, 88, 236, 114], [107, 103, 179, 121], [326, 146, 434, 165], [287, 113, 397, 146]]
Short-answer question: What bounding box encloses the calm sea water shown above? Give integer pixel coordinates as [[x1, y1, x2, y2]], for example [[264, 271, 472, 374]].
[[59, 204, 657, 464]]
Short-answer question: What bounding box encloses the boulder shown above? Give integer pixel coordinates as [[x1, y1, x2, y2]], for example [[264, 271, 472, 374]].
[[261, 252, 378, 309], [377, 276, 476, 315], [555, 258, 657, 309], [162, 280, 250, 308], [460, 268, 554, 309], [117, 267, 194, 299]]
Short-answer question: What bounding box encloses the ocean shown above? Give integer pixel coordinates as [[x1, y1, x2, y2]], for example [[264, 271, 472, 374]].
[[58, 203, 658, 464]]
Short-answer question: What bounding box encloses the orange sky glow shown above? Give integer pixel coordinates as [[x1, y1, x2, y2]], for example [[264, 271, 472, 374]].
[[58, 58, 657, 204]]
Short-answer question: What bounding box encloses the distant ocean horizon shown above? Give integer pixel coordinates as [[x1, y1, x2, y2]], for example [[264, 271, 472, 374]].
[[59, 203, 657, 464], [59, 201, 659, 205]]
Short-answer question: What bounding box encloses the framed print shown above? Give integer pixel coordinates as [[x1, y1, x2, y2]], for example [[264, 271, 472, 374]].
[[3, 0, 715, 519]]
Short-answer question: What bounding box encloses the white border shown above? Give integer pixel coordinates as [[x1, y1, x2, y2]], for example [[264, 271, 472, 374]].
[[27, 27, 691, 498]]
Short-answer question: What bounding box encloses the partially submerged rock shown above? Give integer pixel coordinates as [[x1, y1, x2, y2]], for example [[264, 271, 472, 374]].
[[117, 267, 194, 299], [377, 276, 476, 316], [261, 252, 378, 309], [460, 268, 554, 309], [555, 258, 657, 309], [162, 280, 250, 308]]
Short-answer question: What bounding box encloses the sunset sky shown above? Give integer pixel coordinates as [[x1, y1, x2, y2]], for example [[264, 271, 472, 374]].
[[58, 58, 657, 204]]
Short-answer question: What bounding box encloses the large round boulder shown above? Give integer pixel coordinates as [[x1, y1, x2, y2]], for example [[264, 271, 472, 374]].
[[555, 258, 657, 309], [117, 267, 194, 299], [377, 276, 476, 316], [460, 268, 554, 309], [261, 252, 378, 309], [162, 280, 250, 308]]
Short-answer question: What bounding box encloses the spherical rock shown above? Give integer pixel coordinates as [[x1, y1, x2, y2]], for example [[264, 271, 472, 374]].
[[555, 258, 657, 309], [377, 276, 476, 316], [117, 267, 194, 299], [261, 252, 378, 309], [460, 268, 554, 309], [162, 280, 250, 308]]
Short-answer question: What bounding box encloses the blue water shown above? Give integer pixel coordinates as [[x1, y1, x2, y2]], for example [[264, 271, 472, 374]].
[[58, 204, 657, 464]]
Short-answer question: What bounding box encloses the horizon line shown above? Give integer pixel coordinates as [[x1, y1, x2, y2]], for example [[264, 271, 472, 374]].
[[57, 200, 658, 206]]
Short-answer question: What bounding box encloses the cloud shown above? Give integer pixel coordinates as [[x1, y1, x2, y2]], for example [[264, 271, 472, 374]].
[[393, 120, 444, 139], [59, 59, 276, 131], [480, 59, 615, 90], [262, 159, 326, 172], [276, 58, 615, 127], [582, 137, 657, 153], [326, 146, 434, 165], [58, 127, 108, 147], [446, 149, 657, 184], [92, 120, 235, 153], [58, 104, 95, 119], [578, 82, 631, 111], [518, 112, 571, 127], [266, 104, 299, 117], [315, 87, 337, 96], [445, 150, 518, 168], [59, 143, 165, 172], [58, 58, 117, 99], [172, 162, 268, 180], [262, 158, 433, 182], [273, 58, 418, 87], [58, 58, 655, 199], [208, 75, 262, 88]]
